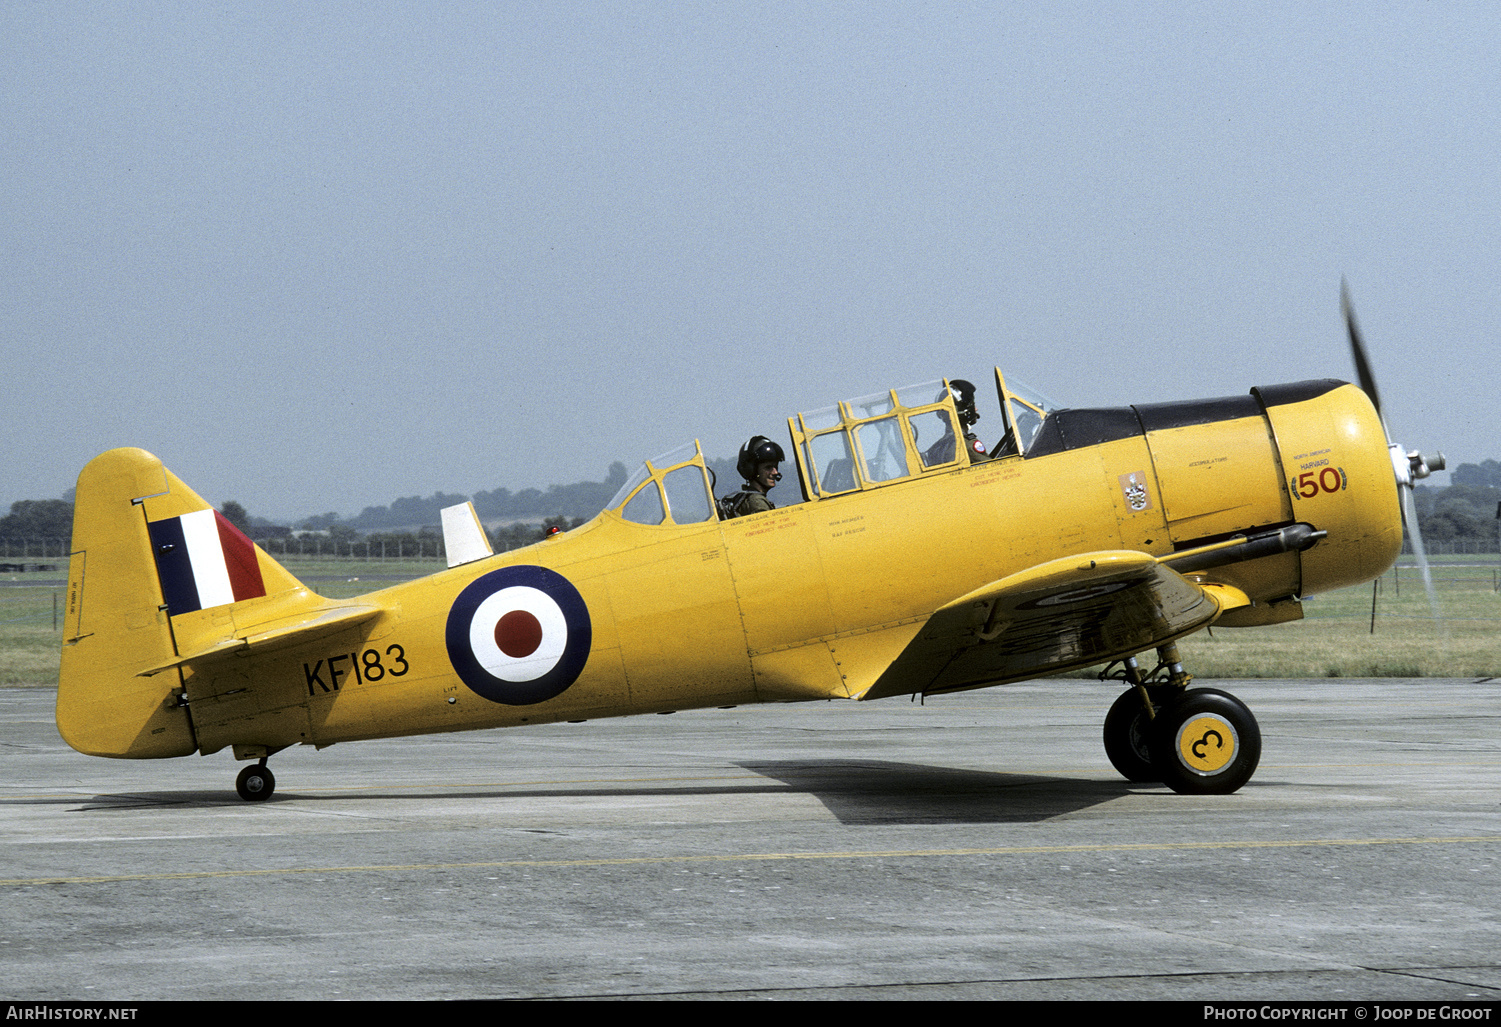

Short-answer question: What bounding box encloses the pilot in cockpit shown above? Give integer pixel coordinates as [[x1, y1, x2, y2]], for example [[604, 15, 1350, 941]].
[[720, 435, 785, 518], [923, 379, 992, 466]]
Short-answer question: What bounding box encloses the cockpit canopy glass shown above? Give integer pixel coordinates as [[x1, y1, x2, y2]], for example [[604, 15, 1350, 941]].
[[789, 373, 1059, 499], [1004, 379, 1059, 455], [604, 372, 1061, 525], [790, 379, 960, 499], [607, 441, 716, 526]]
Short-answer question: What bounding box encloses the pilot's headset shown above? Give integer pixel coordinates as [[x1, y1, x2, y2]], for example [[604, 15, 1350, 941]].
[[737, 436, 786, 482], [945, 379, 981, 429]]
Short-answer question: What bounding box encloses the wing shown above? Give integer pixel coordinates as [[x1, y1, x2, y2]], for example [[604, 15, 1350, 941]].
[[857, 550, 1247, 701]]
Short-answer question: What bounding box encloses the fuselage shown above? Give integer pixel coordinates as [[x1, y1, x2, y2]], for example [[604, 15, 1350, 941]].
[[57, 378, 1400, 761]]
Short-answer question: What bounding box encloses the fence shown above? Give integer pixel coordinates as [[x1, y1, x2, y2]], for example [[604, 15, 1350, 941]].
[[10, 534, 1501, 560], [253, 537, 448, 561], [0, 538, 70, 559], [1401, 538, 1501, 555], [1, 534, 554, 565], [0, 536, 454, 563]]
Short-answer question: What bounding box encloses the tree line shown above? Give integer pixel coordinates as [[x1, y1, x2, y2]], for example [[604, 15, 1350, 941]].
[[7, 458, 1501, 554]]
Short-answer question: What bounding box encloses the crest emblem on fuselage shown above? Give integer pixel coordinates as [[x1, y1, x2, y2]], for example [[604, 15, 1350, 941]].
[[1119, 471, 1153, 512], [444, 565, 592, 705]]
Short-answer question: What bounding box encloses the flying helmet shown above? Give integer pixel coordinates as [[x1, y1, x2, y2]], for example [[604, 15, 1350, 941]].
[[947, 379, 981, 429], [737, 435, 786, 481]]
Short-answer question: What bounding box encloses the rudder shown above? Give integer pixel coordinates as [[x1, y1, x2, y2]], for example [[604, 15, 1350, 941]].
[[57, 448, 313, 758]]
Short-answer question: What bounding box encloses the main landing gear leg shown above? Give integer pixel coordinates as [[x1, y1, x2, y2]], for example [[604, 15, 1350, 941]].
[[1101, 645, 1262, 794], [235, 758, 276, 802], [1102, 655, 1172, 783]]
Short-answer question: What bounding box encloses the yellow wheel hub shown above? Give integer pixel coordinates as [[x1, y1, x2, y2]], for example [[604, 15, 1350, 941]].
[[1174, 713, 1238, 775]]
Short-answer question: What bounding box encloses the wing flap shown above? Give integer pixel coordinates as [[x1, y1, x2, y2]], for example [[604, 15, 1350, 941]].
[[858, 551, 1233, 700]]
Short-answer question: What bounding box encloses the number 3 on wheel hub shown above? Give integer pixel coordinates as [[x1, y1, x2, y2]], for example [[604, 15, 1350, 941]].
[[1152, 688, 1261, 795]]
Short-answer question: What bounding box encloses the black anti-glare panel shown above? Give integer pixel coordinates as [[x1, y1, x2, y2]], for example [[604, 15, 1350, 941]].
[[1252, 379, 1346, 409], [1025, 407, 1145, 457], [1134, 394, 1262, 431], [1021, 379, 1349, 458]]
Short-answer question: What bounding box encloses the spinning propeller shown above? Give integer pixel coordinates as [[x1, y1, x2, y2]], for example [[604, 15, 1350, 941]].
[[1340, 278, 1446, 632]]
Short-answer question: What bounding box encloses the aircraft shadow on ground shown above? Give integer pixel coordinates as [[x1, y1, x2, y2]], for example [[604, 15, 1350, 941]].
[[738, 759, 1136, 824], [51, 762, 1141, 820]]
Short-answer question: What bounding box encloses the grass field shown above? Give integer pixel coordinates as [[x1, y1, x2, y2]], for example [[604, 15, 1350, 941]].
[[1133, 560, 1501, 680], [5, 558, 1497, 688], [0, 560, 435, 688]]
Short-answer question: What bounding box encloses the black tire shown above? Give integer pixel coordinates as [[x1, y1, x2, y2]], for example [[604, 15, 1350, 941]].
[[1103, 687, 1165, 782], [1150, 688, 1261, 795], [235, 764, 276, 802]]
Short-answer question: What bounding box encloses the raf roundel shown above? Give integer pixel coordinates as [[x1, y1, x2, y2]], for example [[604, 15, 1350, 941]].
[[445, 565, 592, 705]]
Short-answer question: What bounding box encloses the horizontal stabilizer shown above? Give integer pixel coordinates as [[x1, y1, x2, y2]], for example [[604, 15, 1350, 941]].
[[136, 603, 383, 676]]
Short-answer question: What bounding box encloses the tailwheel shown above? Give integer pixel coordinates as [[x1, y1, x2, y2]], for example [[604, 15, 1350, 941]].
[[1150, 688, 1261, 795], [235, 761, 276, 802], [1103, 686, 1175, 783]]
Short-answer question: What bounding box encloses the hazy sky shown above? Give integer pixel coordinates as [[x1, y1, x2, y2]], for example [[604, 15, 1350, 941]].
[[5, 2, 1496, 522]]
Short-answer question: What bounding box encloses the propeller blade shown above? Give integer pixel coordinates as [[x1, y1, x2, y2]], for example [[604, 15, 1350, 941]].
[[1342, 279, 1445, 635], [1399, 485, 1447, 638], [1341, 278, 1383, 422]]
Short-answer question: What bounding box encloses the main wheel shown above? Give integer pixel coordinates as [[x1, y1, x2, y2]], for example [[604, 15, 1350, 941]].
[[1103, 686, 1166, 782], [1150, 688, 1261, 795], [235, 763, 276, 802]]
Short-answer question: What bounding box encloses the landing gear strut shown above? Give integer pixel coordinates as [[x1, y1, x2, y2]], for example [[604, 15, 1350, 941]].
[[235, 759, 276, 802], [1100, 646, 1261, 795]]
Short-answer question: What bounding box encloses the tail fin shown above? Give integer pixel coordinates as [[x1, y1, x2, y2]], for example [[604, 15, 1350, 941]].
[[57, 448, 315, 758]]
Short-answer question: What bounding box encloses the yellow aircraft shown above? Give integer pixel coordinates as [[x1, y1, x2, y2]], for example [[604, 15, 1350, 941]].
[[55, 302, 1440, 801]]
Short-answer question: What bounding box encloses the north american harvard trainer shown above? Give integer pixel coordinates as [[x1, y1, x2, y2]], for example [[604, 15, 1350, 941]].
[[56, 302, 1439, 800]]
